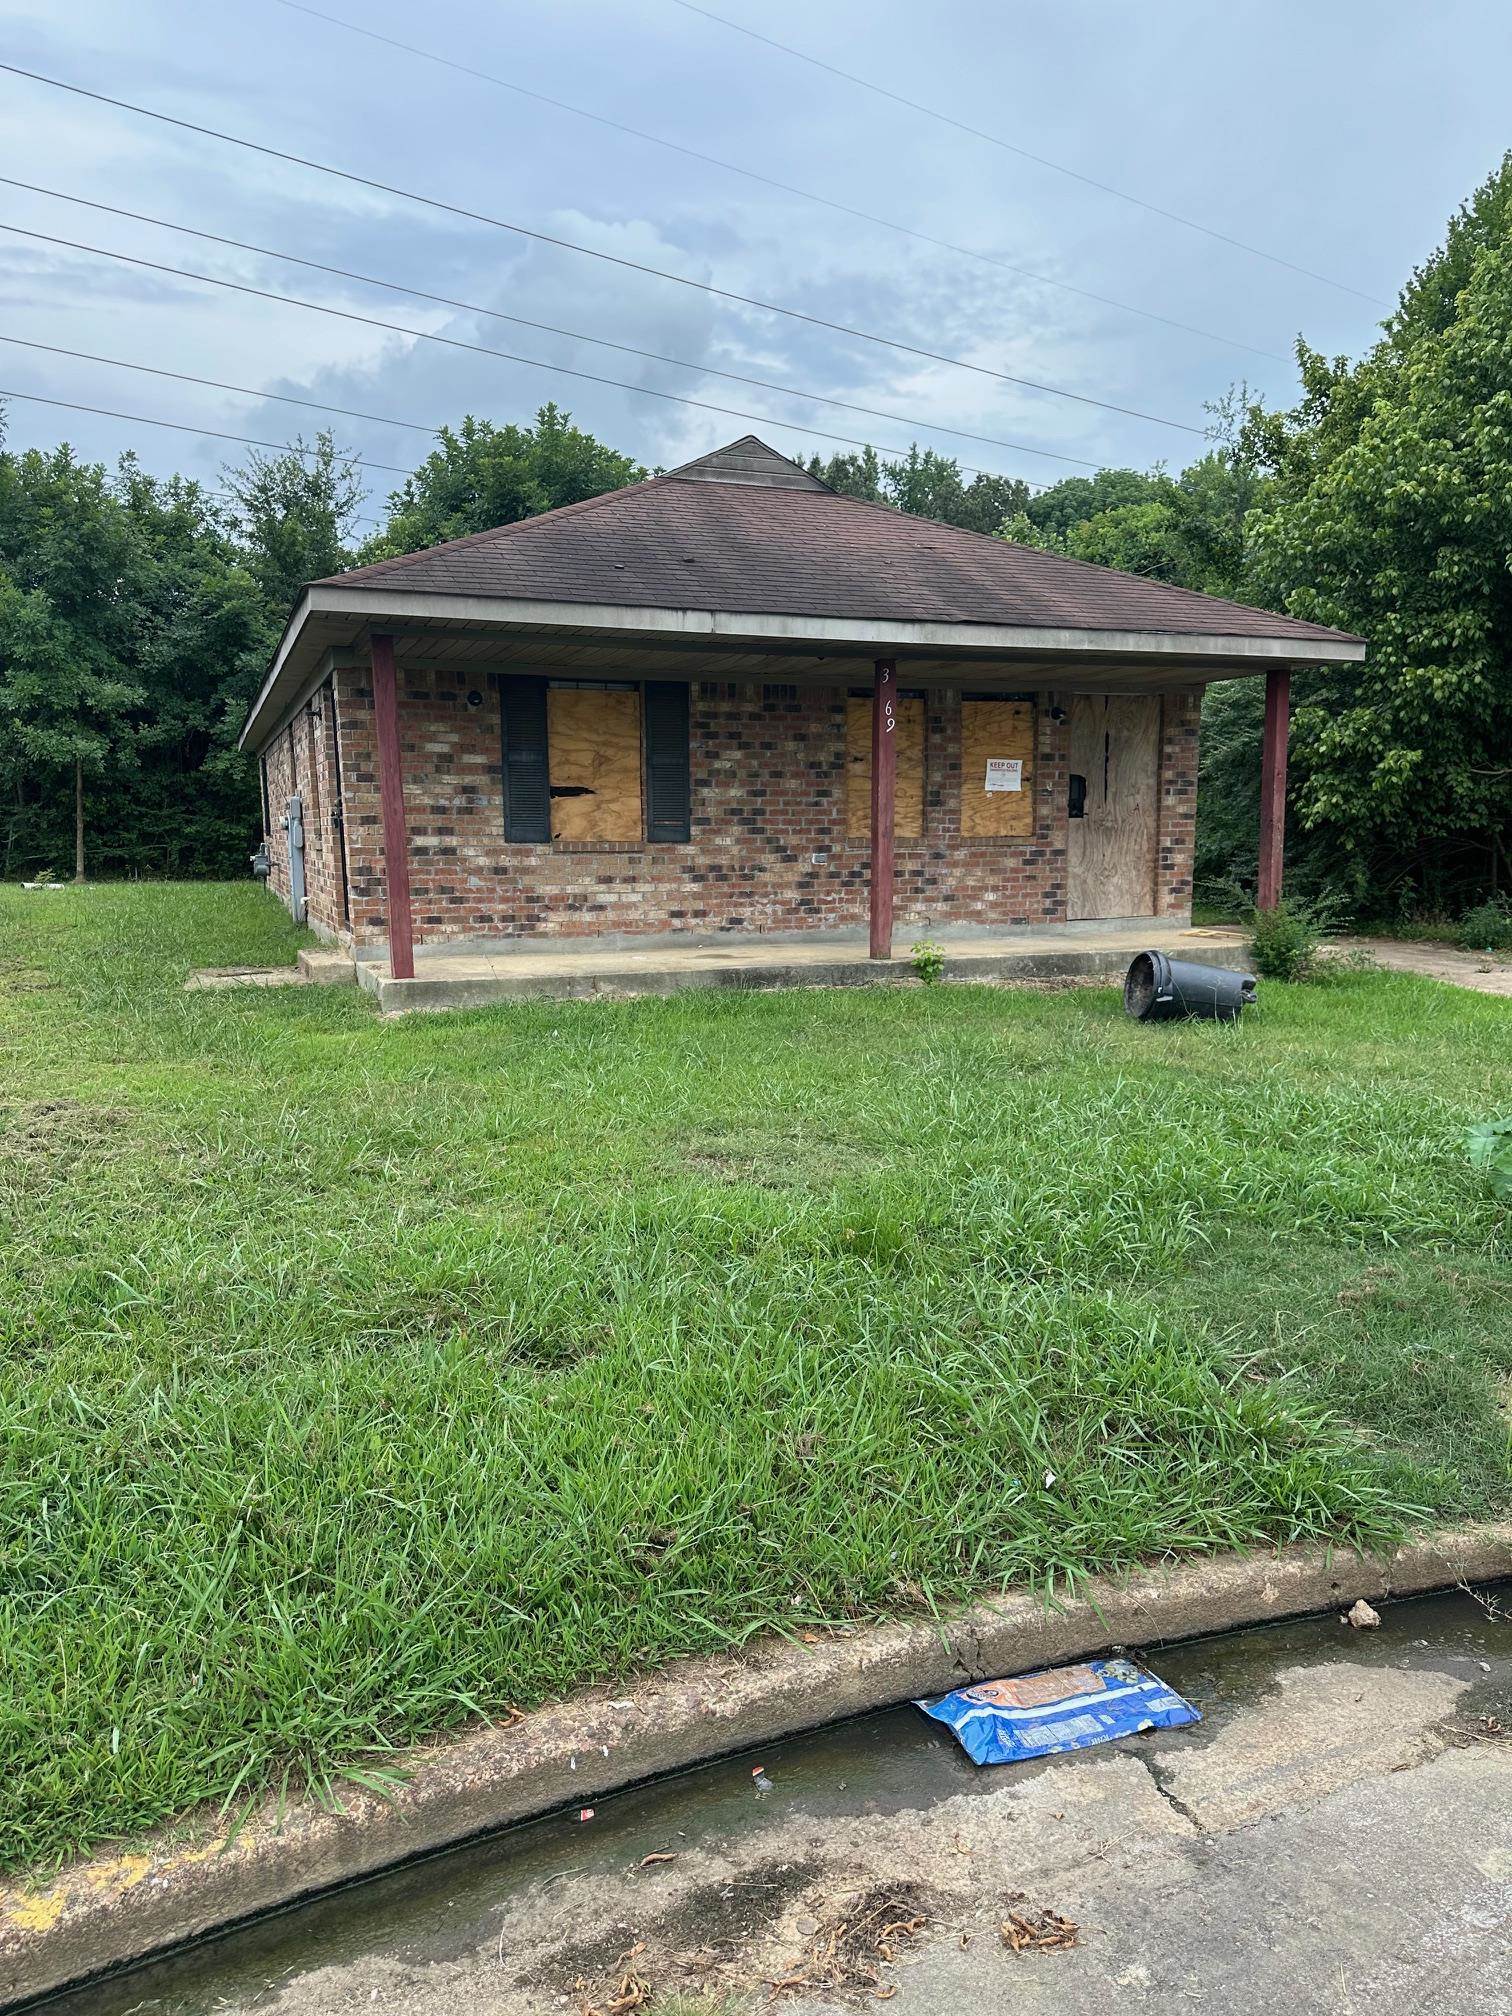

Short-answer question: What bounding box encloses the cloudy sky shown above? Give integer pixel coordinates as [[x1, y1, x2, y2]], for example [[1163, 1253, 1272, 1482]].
[[1, 0, 1509, 532]]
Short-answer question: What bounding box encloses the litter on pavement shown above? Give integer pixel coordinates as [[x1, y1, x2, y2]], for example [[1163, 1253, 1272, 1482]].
[[916, 1656, 1200, 1765]]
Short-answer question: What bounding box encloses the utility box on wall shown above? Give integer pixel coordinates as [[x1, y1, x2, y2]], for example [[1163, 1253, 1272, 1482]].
[[284, 794, 307, 924]]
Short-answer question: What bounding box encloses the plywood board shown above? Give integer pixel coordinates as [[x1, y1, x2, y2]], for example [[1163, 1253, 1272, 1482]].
[[1067, 694, 1159, 919], [547, 687, 643, 842], [846, 696, 925, 837], [960, 700, 1035, 838]]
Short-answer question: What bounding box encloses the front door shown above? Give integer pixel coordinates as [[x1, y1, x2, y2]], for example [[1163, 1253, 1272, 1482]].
[[1066, 695, 1160, 920]]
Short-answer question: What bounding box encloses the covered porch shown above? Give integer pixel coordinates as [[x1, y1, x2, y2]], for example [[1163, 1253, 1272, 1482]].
[[334, 620, 1295, 984]]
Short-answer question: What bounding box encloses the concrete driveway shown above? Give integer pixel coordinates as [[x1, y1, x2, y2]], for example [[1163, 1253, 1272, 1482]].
[[1335, 935, 1512, 998]]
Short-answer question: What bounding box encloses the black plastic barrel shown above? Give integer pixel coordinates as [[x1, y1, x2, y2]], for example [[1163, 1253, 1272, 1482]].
[[1124, 949, 1256, 1023]]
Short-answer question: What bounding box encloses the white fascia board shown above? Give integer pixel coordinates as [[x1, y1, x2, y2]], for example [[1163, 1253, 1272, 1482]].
[[308, 585, 1367, 660], [240, 584, 1365, 748], [239, 591, 314, 750]]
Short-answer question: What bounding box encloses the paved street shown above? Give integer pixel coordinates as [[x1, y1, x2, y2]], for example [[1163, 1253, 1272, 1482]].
[[51, 1586, 1511, 2016]]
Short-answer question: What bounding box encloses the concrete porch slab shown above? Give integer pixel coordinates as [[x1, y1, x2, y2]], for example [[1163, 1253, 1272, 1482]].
[[355, 922, 1255, 1014]]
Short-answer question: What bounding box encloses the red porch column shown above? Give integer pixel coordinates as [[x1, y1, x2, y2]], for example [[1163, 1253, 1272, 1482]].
[[1257, 665, 1291, 912], [869, 657, 898, 960], [369, 631, 415, 980]]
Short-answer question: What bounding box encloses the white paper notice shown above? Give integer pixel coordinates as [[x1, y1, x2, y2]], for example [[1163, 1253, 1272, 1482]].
[[984, 758, 1023, 793]]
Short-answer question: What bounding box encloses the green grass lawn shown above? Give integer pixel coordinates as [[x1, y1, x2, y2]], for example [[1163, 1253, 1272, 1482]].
[[3, 884, 1510, 1872]]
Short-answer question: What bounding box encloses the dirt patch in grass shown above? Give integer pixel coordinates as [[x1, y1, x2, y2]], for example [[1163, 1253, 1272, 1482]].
[[680, 1130, 885, 1190], [0, 958, 51, 995], [0, 1098, 129, 1167]]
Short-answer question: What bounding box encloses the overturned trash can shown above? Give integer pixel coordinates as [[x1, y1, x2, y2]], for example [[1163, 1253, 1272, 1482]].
[[1124, 948, 1256, 1023]]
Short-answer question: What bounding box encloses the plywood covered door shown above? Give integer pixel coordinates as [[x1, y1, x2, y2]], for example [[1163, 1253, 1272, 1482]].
[[1067, 695, 1160, 919]]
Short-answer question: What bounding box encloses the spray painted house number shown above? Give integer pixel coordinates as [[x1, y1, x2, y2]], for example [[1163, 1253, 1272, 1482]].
[[984, 757, 1023, 793]]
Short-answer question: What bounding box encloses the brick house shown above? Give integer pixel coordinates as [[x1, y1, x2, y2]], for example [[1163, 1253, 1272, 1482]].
[[241, 437, 1362, 990]]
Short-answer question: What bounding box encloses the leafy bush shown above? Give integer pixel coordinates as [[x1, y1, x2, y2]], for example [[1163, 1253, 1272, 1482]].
[[1250, 900, 1323, 982], [910, 939, 946, 985], [1466, 1117, 1512, 1202], [1457, 899, 1512, 953]]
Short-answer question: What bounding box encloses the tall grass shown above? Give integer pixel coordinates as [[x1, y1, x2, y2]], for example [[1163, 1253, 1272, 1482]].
[[1, 884, 1508, 1871]]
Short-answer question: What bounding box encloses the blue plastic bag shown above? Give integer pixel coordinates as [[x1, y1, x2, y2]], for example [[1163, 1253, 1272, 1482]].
[[917, 1656, 1199, 1766]]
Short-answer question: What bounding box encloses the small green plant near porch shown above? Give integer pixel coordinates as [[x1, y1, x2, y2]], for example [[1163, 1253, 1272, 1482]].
[[1250, 898, 1324, 982], [910, 938, 946, 985], [1466, 1117, 1512, 1203]]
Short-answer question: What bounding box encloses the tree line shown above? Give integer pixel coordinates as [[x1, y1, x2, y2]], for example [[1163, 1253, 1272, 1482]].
[[3, 155, 1510, 916]]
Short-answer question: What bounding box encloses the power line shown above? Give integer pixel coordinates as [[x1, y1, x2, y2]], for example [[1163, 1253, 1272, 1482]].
[[0, 341, 1048, 505], [266, 0, 1286, 367], [0, 332, 437, 435], [0, 383, 413, 475], [2, 221, 1079, 484], [671, 0, 1391, 310], [0, 59, 1205, 437], [2, 178, 1090, 473]]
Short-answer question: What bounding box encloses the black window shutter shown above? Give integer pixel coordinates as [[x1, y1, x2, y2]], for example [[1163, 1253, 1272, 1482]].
[[643, 682, 691, 842], [500, 678, 551, 841]]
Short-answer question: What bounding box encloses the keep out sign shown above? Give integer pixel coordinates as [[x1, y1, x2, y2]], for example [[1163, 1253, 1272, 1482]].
[[984, 758, 1023, 793]]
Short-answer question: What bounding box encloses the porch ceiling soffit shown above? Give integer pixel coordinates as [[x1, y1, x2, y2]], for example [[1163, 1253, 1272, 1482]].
[[241, 586, 1363, 750]]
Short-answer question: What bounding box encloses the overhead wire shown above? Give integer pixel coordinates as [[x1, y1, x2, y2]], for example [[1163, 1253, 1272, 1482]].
[[2, 220, 1090, 483], [0, 383, 413, 476], [670, 0, 1391, 308], [0, 182, 1095, 472], [265, 0, 1288, 365], [0, 60, 1205, 436], [0, 332, 437, 436]]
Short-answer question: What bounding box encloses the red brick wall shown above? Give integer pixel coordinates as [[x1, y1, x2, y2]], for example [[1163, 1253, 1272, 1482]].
[[261, 726, 295, 911], [327, 666, 1199, 949], [259, 679, 348, 937], [1156, 686, 1202, 919]]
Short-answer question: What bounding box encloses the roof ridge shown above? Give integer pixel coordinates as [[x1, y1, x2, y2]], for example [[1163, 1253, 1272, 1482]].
[[664, 433, 835, 492]]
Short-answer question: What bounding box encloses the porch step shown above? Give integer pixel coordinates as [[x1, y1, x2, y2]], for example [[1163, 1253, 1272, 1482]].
[[356, 930, 1256, 1016], [297, 947, 357, 985]]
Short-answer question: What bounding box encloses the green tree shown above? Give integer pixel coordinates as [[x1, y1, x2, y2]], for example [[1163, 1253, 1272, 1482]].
[[1024, 467, 1161, 539], [1241, 155, 1512, 909], [804, 444, 1030, 531], [0, 423, 312, 881], [369, 403, 644, 556], [804, 444, 886, 502], [0, 439, 145, 878], [998, 508, 1065, 553], [120, 460, 272, 874], [1065, 497, 1185, 580], [224, 431, 362, 615]]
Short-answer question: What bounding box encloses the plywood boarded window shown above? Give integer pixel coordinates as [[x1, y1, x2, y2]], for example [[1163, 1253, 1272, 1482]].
[[547, 686, 643, 841], [846, 694, 925, 838], [960, 699, 1035, 838]]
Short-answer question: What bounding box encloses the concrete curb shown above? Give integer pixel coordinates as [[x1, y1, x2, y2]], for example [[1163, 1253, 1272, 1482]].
[[5, 1522, 1509, 2004]]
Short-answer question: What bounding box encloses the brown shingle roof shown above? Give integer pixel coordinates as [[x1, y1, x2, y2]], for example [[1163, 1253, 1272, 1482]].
[[317, 436, 1356, 646]]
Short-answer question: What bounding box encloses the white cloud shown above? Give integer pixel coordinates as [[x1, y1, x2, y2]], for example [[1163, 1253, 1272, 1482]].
[[1, 0, 1503, 500]]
